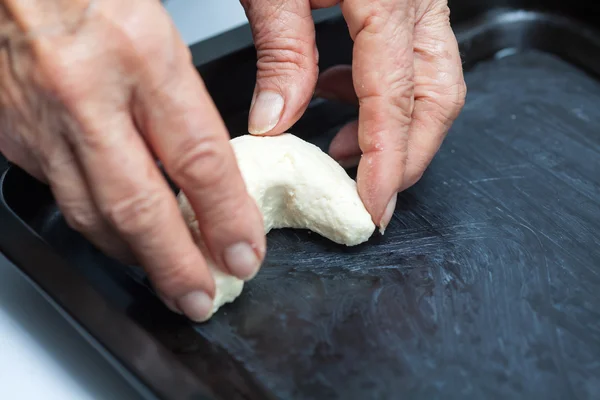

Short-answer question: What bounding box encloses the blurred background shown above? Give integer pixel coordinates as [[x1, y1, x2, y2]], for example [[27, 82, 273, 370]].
[[163, 0, 248, 44]]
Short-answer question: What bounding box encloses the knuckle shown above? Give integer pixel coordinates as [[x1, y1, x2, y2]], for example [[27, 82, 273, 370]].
[[102, 189, 168, 237], [389, 80, 415, 115], [387, 67, 415, 95], [361, 93, 413, 130], [63, 205, 101, 233], [437, 4, 451, 20], [420, 97, 455, 130], [416, 0, 450, 25], [354, 1, 411, 37], [358, 94, 412, 154], [431, 105, 454, 128], [118, 6, 173, 60], [414, 35, 450, 60], [256, 36, 317, 76], [37, 42, 116, 104], [151, 252, 197, 289], [73, 118, 132, 153], [201, 189, 248, 228], [75, 129, 113, 152], [361, 14, 389, 36], [358, 66, 414, 112], [38, 56, 85, 103], [39, 146, 75, 175], [424, 3, 451, 24], [169, 134, 230, 189], [421, 79, 467, 127]]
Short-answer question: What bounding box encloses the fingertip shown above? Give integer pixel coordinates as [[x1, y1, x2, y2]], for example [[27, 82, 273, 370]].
[[176, 291, 214, 323], [223, 241, 263, 281], [378, 192, 397, 235], [192, 186, 266, 283], [355, 150, 404, 232], [150, 247, 217, 322]]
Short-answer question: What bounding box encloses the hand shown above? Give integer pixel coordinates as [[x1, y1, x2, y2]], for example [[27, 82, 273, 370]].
[[0, 0, 265, 322], [240, 0, 466, 230]]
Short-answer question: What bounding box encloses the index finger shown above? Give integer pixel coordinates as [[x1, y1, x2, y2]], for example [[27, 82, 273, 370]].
[[69, 109, 217, 322], [132, 15, 266, 284], [32, 4, 218, 321], [340, 0, 416, 230]]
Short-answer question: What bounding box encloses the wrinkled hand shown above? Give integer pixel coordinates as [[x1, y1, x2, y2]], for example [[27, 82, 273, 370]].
[[241, 0, 466, 230], [0, 0, 265, 322]]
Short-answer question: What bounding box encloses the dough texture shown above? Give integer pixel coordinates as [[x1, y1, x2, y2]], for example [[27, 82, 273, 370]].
[[177, 133, 376, 319]]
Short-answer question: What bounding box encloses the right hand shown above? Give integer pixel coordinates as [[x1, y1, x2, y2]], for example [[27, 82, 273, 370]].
[[240, 0, 466, 232], [0, 0, 265, 322]]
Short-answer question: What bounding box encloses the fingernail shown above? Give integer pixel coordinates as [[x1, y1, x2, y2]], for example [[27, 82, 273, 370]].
[[224, 242, 261, 280], [337, 155, 361, 168], [379, 193, 398, 235], [176, 291, 213, 323], [248, 91, 284, 135]]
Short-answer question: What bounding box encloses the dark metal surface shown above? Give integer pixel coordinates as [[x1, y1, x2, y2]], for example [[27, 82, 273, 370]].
[[1, 4, 600, 400], [0, 168, 218, 400]]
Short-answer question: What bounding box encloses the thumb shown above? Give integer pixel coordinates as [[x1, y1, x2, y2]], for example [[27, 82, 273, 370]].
[[241, 0, 319, 135]]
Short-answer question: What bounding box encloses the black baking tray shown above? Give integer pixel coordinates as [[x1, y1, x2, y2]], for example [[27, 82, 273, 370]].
[[2, 2, 600, 399]]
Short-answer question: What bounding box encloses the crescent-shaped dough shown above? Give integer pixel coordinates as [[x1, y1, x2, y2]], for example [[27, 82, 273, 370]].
[[177, 133, 375, 319]]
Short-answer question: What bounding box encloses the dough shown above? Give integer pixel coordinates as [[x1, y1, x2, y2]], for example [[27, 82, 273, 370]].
[[177, 133, 376, 319]]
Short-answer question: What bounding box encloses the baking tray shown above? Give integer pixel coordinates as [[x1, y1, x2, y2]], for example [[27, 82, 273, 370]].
[[2, 3, 600, 400]]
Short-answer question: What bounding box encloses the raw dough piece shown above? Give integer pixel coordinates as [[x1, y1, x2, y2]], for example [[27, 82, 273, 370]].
[[177, 133, 375, 319]]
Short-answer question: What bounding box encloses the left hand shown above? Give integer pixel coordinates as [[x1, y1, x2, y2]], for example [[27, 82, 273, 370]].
[[240, 0, 466, 231]]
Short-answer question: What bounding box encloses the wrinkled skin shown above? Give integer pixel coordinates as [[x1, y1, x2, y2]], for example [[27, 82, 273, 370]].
[[0, 0, 465, 322], [243, 0, 466, 229]]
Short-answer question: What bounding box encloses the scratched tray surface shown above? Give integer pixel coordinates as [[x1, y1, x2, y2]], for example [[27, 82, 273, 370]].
[[6, 22, 600, 400], [195, 51, 600, 399]]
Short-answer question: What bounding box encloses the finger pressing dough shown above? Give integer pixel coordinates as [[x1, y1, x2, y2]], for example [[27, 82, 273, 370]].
[[177, 133, 376, 320]]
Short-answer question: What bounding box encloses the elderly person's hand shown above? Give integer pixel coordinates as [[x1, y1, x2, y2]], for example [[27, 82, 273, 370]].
[[0, 0, 465, 323], [242, 0, 466, 231], [0, 0, 265, 322]]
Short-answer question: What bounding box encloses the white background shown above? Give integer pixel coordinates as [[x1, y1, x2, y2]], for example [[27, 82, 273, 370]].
[[0, 1, 245, 398]]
